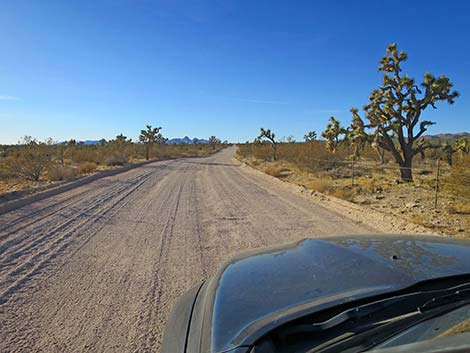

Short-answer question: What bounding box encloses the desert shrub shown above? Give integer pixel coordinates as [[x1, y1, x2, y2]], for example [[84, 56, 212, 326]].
[[0, 158, 12, 180], [72, 148, 103, 164], [304, 178, 333, 194], [443, 154, 470, 197], [47, 164, 77, 181], [3, 145, 51, 181], [331, 187, 357, 201], [237, 142, 351, 174], [78, 161, 97, 174], [104, 153, 127, 166], [264, 165, 285, 177]]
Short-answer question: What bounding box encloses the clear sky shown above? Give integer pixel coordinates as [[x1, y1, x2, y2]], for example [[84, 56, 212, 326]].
[[1, 0, 469, 144]]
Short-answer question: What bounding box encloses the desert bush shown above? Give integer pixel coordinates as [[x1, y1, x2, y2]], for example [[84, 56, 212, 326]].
[[3, 144, 51, 181], [304, 178, 334, 194], [104, 153, 127, 166], [331, 187, 357, 201], [264, 165, 285, 177], [78, 161, 97, 174], [237, 142, 351, 174], [443, 154, 470, 197], [72, 147, 103, 164], [47, 164, 77, 181]]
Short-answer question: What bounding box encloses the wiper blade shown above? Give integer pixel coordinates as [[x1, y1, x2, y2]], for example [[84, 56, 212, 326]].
[[420, 287, 470, 312], [304, 283, 470, 353], [274, 282, 470, 352], [284, 282, 470, 337], [308, 300, 470, 353]]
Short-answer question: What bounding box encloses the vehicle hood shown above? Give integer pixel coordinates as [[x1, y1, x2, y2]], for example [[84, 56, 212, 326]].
[[193, 235, 470, 353]]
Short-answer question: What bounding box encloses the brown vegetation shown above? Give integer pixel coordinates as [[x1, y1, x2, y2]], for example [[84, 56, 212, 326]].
[[0, 136, 225, 195], [78, 162, 98, 175], [237, 141, 470, 237]]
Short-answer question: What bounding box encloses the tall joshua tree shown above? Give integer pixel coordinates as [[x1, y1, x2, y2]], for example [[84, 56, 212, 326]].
[[256, 128, 277, 160], [323, 43, 458, 181], [139, 125, 163, 160], [208, 136, 221, 149]]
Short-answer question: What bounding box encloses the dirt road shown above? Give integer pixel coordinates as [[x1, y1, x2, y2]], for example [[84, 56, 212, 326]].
[[0, 147, 376, 352]]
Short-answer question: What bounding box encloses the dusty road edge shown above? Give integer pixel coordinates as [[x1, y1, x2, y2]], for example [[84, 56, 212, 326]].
[[0, 159, 161, 216], [235, 158, 443, 237]]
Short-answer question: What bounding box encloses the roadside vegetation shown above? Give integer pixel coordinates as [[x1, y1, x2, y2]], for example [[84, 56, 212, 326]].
[[0, 127, 226, 195], [237, 44, 469, 237]]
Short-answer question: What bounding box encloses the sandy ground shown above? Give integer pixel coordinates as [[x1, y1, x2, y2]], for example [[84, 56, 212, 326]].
[[0, 147, 405, 352]]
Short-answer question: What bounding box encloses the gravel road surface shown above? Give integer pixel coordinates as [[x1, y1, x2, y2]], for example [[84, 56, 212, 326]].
[[0, 147, 376, 352]]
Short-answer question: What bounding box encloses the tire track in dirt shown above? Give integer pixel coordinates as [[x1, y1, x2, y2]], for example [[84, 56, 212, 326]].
[[0, 161, 178, 305], [0, 147, 377, 353]]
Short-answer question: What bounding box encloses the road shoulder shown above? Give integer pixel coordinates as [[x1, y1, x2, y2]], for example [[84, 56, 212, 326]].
[[236, 158, 441, 237]]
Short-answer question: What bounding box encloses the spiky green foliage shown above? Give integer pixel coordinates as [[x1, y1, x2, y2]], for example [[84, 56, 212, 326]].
[[209, 136, 221, 149], [304, 131, 317, 142], [443, 143, 456, 166], [139, 125, 163, 160], [321, 117, 346, 153], [453, 137, 470, 154], [324, 43, 459, 181]]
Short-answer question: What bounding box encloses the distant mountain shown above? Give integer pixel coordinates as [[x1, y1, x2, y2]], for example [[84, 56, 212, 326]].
[[166, 136, 209, 145], [423, 132, 469, 142], [58, 137, 211, 145], [81, 140, 101, 145], [58, 140, 101, 145]]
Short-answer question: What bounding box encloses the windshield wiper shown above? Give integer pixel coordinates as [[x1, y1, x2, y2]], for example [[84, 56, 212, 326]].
[[302, 282, 470, 353], [271, 282, 470, 353]]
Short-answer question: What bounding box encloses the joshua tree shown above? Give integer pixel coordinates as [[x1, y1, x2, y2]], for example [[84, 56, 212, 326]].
[[209, 136, 221, 149], [139, 125, 163, 160], [322, 43, 458, 181], [113, 133, 132, 144], [453, 137, 470, 155], [286, 135, 295, 143], [443, 143, 456, 166], [322, 117, 346, 153], [256, 128, 277, 160], [304, 131, 317, 142]]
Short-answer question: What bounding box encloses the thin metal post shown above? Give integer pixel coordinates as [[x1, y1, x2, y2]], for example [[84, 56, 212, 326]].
[[351, 159, 355, 187], [434, 159, 440, 209]]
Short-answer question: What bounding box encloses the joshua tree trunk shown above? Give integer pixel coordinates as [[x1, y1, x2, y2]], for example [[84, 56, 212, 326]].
[[145, 144, 150, 160], [271, 143, 277, 161], [399, 159, 413, 182], [397, 145, 413, 182]]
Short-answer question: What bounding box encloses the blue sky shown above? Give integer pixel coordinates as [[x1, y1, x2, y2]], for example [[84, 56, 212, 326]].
[[1, 0, 469, 144]]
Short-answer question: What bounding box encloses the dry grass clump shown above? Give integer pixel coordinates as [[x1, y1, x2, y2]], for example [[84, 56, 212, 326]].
[[263, 165, 290, 178], [405, 214, 428, 227], [447, 203, 470, 215], [330, 187, 357, 202], [46, 165, 77, 181], [304, 178, 333, 194], [104, 154, 128, 166], [78, 162, 98, 175]]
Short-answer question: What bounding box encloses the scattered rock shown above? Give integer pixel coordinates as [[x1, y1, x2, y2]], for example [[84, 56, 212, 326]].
[[405, 202, 420, 208]]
